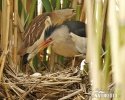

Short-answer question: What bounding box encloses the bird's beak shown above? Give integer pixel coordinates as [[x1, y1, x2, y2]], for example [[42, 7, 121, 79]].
[[36, 38, 52, 53]]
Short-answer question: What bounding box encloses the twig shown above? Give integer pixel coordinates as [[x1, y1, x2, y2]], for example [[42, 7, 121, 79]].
[[5, 69, 20, 81], [19, 79, 42, 100], [29, 75, 81, 81], [41, 81, 80, 85], [40, 92, 51, 100], [3, 78, 25, 95], [58, 89, 83, 100], [2, 76, 11, 100]]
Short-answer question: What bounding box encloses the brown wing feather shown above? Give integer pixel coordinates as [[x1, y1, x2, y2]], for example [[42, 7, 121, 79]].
[[18, 13, 50, 56]]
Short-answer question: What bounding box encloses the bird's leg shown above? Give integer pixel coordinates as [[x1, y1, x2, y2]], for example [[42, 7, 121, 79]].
[[71, 54, 85, 68], [74, 54, 84, 57], [71, 57, 76, 67], [29, 60, 36, 73]]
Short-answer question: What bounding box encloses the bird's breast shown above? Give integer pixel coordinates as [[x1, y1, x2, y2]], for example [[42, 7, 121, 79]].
[[51, 37, 80, 57]]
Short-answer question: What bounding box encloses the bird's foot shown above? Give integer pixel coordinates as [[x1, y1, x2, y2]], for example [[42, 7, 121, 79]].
[[71, 54, 86, 68]]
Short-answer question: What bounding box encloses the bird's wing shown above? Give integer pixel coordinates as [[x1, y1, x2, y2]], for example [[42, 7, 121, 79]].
[[18, 13, 50, 56], [63, 21, 87, 54], [70, 32, 87, 54], [63, 21, 86, 37]]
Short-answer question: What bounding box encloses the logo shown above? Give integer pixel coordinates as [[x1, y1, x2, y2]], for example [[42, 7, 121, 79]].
[[92, 88, 120, 98]]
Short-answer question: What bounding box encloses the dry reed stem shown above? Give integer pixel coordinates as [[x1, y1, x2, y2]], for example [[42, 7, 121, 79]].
[[1, 0, 6, 50], [13, 0, 18, 68], [0, 0, 10, 80], [80, 0, 86, 22], [2, 77, 11, 100], [21, 0, 26, 26], [40, 92, 52, 100], [30, 75, 81, 81], [5, 69, 21, 81], [10, 0, 14, 19], [0, 92, 5, 98], [39, 80, 80, 85], [17, 14, 24, 33], [58, 88, 83, 100], [15, 80, 80, 86], [21, 0, 27, 13], [9, 19, 14, 59], [19, 79, 42, 100], [10, 87, 21, 97], [0, 53, 5, 64], [8, 81, 25, 94], [0, 11, 1, 42], [72, 0, 77, 9], [3, 79, 25, 97]]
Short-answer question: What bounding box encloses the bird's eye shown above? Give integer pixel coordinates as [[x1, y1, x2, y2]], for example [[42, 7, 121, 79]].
[[72, 9, 76, 13]]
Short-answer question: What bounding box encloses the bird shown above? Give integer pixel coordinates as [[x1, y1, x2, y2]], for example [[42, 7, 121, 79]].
[[44, 21, 87, 57], [17, 9, 76, 65], [22, 20, 87, 65]]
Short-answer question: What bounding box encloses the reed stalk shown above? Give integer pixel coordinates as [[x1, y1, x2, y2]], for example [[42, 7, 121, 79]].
[[1, 0, 6, 50], [62, 0, 68, 8], [86, 0, 103, 98], [103, 31, 111, 89], [2, 76, 11, 100], [72, 0, 77, 9], [19, 0, 27, 25], [76, 0, 82, 20], [26, 0, 37, 27], [80, 0, 86, 22], [107, 0, 120, 100], [21, 0, 25, 25], [21, 0, 26, 12], [51, 0, 57, 10], [94, 0, 103, 69], [0, 1, 1, 43], [17, 14, 24, 33], [13, 0, 18, 69], [101, 0, 110, 90], [0, 0, 10, 80], [56, 0, 60, 10], [0, 0, 1, 11], [118, 0, 125, 99], [42, 0, 52, 12]]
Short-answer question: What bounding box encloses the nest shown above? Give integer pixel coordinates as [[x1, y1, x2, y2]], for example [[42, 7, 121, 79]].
[[0, 55, 91, 100]]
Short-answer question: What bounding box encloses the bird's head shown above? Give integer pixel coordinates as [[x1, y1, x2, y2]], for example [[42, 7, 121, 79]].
[[44, 25, 59, 40], [35, 24, 70, 54], [31, 25, 60, 55]]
